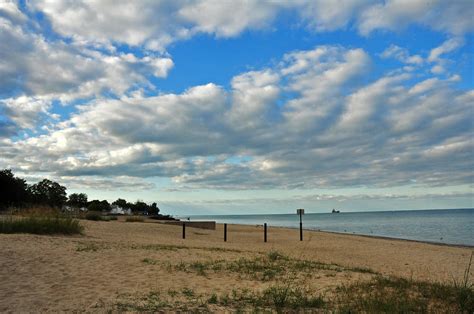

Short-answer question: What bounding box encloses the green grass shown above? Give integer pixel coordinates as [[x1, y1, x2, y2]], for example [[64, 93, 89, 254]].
[[84, 213, 117, 221], [133, 243, 243, 253], [141, 258, 159, 265], [76, 243, 102, 252], [115, 291, 169, 311], [181, 288, 195, 298], [201, 286, 324, 311], [84, 212, 110, 221], [336, 276, 474, 313], [125, 217, 145, 222], [0, 215, 83, 235], [163, 251, 375, 280]]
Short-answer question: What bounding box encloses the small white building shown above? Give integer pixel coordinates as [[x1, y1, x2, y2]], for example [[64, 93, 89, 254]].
[[110, 205, 132, 215]]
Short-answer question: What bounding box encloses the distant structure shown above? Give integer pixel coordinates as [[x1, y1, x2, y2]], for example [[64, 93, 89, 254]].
[[331, 208, 340, 213], [110, 205, 132, 215], [62, 205, 87, 212]]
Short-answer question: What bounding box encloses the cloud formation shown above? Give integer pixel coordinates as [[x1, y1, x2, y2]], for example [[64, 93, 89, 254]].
[[29, 0, 474, 50], [2, 44, 472, 191], [0, 0, 472, 202]]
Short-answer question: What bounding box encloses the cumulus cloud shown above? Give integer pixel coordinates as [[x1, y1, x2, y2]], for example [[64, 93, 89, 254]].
[[3, 44, 472, 191], [0, 2, 174, 134], [381, 45, 423, 65], [357, 0, 474, 35], [428, 37, 465, 62], [27, 1, 474, 51], [1, 1, 473, 193]]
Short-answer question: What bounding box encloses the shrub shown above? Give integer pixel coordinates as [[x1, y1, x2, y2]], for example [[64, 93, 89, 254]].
[[125, 217, 144, 222], [0, 215, 83, 235], [85, 212, 104, 221]]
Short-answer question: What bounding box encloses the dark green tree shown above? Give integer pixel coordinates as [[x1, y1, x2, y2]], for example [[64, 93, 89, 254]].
[[148, 202, 160, 215], [68, 193, 88, 208], [28, 179, 67, 208], [131, 200, 148, 213], [87, 199, 110, 212], [112, 198, 129, 208], [0, 169, 29, 210]]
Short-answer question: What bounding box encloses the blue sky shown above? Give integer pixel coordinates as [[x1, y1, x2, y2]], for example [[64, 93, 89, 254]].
[[0, 0, 473, 215]]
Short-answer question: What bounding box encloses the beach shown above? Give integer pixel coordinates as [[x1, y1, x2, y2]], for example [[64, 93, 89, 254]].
[[1, 219, 472, 312]]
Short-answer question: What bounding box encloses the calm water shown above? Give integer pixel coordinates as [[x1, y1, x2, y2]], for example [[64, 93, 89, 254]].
[[186, 208, 474, 246]]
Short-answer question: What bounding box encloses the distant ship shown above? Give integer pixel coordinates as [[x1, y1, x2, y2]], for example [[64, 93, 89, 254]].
[[331, 209, 340, 213]]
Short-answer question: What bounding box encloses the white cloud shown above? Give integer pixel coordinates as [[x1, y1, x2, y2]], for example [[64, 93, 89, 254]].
[[228, 70, 280, 129], [0, 5, 175, 133], [430, 65, 445, 75], [1, 2, 473, 193], [3, 45, 472, 191], [428, 37, 464, 62], [357, 0, 474, 35], [381, 44, 423, 65], [27, 1, 474, 52]]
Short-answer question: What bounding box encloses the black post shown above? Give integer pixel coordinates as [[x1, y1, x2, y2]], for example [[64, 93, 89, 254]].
[[182, 222, 186, 239], [299, 212, 303, 241], [224, 223, 227, 242], [264, 223, 267, 242]]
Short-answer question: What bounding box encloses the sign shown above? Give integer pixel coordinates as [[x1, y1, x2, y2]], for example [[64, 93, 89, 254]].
[[297, 208, 304, 215]]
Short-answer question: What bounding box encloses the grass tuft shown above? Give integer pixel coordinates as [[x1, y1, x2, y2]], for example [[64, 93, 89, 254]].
[[0, 215, 83, 235], [125, 217, 145, 222], [336, 276, 474, 313], [85, 212, 107, 221]]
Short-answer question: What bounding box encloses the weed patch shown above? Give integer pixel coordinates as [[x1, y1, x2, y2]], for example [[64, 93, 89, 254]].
[[336, 276, 474, 313], [168, 251, 375, 280], [125, 217, 145, 222], [0, 215, 83, 235], [76, 243, 103, 252]]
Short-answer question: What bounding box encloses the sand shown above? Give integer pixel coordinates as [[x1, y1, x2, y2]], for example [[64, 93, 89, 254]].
[[0, 219, 472, 312]]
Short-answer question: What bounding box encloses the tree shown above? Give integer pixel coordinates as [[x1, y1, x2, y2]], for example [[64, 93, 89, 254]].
[[112, 198, 129, 208], [148, 202, 160, 215], [87, 199, 110, 212], [68, 193, 88, 208], [131, 200, 148, 214], [0, 169, 29, 210], [28, 179, 67, 208]]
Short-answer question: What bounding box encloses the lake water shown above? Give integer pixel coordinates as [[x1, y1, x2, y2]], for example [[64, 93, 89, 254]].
[[186, 208, 474, 246]]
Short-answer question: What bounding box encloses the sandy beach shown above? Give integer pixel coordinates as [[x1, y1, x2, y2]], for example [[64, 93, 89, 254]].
[[1, 219, 472, 312]]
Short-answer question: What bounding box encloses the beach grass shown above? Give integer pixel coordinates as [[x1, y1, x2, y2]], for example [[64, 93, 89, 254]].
[[0, 215, 83, 235], [84, 212, 118, 221], [336, 275, 474, 313], [125, 216, 145, 222], [154, 250, 376, 280]]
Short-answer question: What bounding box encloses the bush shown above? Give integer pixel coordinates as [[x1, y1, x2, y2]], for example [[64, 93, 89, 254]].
[[85, 212, 104, 221], [0, 215, 83, 235], [125, 217, 144, 222]]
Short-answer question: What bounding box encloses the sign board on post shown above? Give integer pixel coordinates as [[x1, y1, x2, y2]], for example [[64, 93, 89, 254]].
[[297, 209, 304, 215]]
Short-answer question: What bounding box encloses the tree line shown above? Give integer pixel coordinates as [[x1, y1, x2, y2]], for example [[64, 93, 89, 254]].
[[0, 169, 160, 215]]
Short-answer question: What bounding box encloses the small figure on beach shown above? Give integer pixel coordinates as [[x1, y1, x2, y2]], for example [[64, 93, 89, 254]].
[[331, 208, 340, 213]]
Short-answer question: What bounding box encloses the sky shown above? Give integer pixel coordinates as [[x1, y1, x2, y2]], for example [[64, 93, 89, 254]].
[[0, 0, 473, 215]]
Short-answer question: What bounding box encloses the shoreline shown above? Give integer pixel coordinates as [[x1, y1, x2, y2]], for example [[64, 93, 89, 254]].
[[230, 223, 474, 249], [185, 219, 473, 248]]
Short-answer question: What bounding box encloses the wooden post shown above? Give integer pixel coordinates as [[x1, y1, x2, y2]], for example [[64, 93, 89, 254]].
[[299, 212, 303, 241], [297, 209, 304, 241], [182, 222, 186, 239], [264, 223, 267, 242], [224, 223, 227, 242]]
